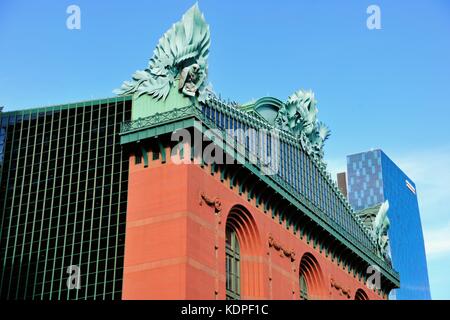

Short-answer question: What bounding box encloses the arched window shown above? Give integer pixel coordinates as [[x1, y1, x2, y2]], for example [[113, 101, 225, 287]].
[[226, 225, 241, 300], [298, 253, 326, 300], [225, 205, 263, 299], [355, 288, 369, 300], [299, 273, 308, 300]]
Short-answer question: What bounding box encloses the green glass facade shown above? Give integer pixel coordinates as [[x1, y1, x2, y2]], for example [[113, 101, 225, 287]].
[[0, 97, 131, 299]]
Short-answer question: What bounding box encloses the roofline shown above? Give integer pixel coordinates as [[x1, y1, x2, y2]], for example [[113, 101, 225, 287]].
[[346, 149, 416, 187], [347, 149, 382, 159], [1, 95, 132, 116], [241, 96, 284, 111]]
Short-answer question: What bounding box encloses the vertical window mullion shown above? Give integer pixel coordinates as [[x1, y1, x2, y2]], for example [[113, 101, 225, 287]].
[[9, 112, 33, 299], [41, 108, 63, 299], [84, 103, 101, 299], [226, 227, 241, 300], [0, 114, 17, 295], [76, 103, 94, 300], [0, 113, 25, 298], [19, 111, 41, 299], [112, 99, 127, 298], [57, 105, 78, 299], [68, 104, 86, 300], [49, 109, 71, 299], [32, 109, 55, 299], [94, 100, 110, 299], [103, 100, 117, 298]]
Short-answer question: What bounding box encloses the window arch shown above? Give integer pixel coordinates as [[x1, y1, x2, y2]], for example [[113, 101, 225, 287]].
[[355, 288, 369, 300], [298, 253, 326, 300], [225, 205, 263, 299]]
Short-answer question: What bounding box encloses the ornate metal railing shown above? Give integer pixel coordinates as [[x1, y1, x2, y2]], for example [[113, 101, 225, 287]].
[[196, 101, 397, 277], [201, 97, 379, 245], [120, 106, 194, 133]]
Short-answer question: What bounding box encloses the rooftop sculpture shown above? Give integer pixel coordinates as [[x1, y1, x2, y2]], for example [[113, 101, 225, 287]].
[[114, 4, 331, 165], [114, 4, 397, 272], [114, 3, 210, 101], [356, 201, 392, 262], [275, 90, 331, 166]]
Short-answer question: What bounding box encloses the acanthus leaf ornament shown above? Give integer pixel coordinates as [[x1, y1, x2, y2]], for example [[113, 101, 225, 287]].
[[372, 201, 391, 261], [330, 278, 352, 299], [268, 234, 296, 262], [355, 200, 392, 262], [114, 3, 210, 101], [275, 89, 331, 167]]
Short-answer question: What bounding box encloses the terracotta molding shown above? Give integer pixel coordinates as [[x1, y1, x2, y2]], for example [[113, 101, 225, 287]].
[[199, 191, 222, 215], [127, 211, 217, 232], [204, 165, 367, 289], [270, 262, 298, 280], [268, 233, 296, 262], [330, 278, 352, 299], [125, 256, 222, 281]]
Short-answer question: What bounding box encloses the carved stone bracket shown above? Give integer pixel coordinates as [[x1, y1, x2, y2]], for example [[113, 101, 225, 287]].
[[330, 278, 351, 299], [268, 234, 296, 262], [199, 191, 222, 215]]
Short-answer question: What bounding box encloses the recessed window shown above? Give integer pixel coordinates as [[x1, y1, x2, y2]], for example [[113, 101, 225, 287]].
[[135, 154, 142, 165], [152, 150, 159, 161], [300, 273, 308, 300], [226, 226, 240, 300]]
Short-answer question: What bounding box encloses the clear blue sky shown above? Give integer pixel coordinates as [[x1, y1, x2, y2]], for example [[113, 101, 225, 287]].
[[1, 0, 449, 299]]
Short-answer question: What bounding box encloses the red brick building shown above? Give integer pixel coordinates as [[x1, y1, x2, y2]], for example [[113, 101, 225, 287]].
[[116, 4, 399, 300]]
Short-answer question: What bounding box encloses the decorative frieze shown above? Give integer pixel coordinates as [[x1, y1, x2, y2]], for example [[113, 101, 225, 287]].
[[330, 278, 351, 299], [199, 191, 222, 215], [268, 234, 296, 262]]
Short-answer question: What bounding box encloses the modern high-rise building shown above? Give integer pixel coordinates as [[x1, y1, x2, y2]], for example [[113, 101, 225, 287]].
[[0, 98, 132, 299], [0, 5, 400, 300], [346, 149, 431, 300]]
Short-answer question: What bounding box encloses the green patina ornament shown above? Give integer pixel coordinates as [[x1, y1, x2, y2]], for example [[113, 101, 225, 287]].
[[114, 3, 210, 103], [115, 3, 331, 167], [275, 89, 331, 166], [356, 200, 392, 262]]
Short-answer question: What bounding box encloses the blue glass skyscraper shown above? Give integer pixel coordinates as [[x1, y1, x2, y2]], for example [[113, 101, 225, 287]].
[[346, 149, 431, 300]]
